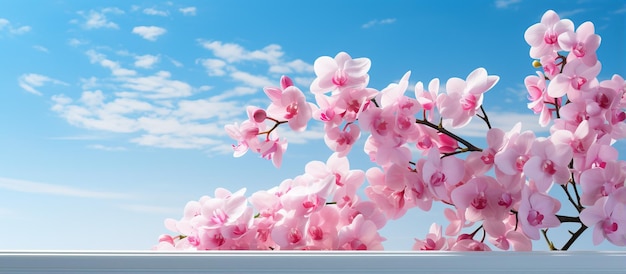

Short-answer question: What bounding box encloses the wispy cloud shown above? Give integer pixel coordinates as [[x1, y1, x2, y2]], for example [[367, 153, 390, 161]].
[[0, 177, 132, 199], [134, 54, 160, 69], [18, 73, 68, 95], [32, 45, 48, 52], [278, 125, 326, 144], [614, 5, 626, 14], [200, 41, 284, 63], [49, 38, 315, 151], [68, 38, 88, 47], [362, 18, 396, 29], [76, 8, 123, 29], [0, 18, 31, 35], [557, 9, 586, 18], [132, 26, 167, 41], [230, 70, 274, 87], [199, 58, 227, 76], [143, 7, 168, 16], [118, 204, 180, 214], [87, 144, 127, 151], [494, 0, 522, 9], [446, 111, 551, 138], [179, 7, 197, 16]]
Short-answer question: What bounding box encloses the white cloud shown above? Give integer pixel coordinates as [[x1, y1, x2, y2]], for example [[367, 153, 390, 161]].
[[132, 26, 167, 41], [86, 49, 138, 76], [614, 5, 626, 14], [494, 0, 522, 9], [278, 125, 326, 144], [200, 58, 227, 76], [131, 134, 220, 149], [293, 76, 315, 87], [118, 204, 180, 214], [179, 6, 197, 16], [269, 59, 314, 74], [68, 38, 87, 47], [0, 18, 31, 35], [122, 71, 193, 99], [168, 57, 183, 67], [230, 70, 274, 87], [78, 9, 120, 29], [10, 25, 31, 34], [0, 177, 132, 199], [362, 18, 396, 29], [446, 111, 551, 138], [134, 54, 160, 69], [49, 40, 317, 152], [101, 7, 124, 14], [18, 73, 68, 96], [558, 9, 586, 18], [175, 98, 242, 120], [32, 45, 48, 52], [143, 7, 168, 16], [209, 86, 257, 101], [88, 144, 127, 151], [200, 41, 283, 63]]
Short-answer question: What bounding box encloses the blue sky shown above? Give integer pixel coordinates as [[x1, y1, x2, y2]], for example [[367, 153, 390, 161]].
[[0, 0, 624, 250]]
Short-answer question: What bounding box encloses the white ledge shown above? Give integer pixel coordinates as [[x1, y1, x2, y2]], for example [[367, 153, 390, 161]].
[[0, 251, 624, 273]]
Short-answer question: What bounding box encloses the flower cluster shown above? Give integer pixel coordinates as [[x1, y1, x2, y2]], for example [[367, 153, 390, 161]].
[[155, 10, 626, 251]]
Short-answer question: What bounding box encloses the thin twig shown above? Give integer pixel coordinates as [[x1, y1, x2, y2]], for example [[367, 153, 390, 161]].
[[561, 224, 587, 251]]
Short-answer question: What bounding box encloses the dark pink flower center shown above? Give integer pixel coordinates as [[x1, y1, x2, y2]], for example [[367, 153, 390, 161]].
[[516, 155, 529, 171], [602, 219, 618, 234], [332, 70, 348, 86], [350, 239, 367, 250], [471, 193, 488, 210], [498, 193, 513, 208], [421, 238, 437, 250], [288, 227, 302, 244], [573, 42, 586, 58], [213, 233, 225, 247], [461, 94, 477, 110], [571, 76, 587, 90], [285, 102, 299, 119], [335, 173, 344, 186], [308, 226, 324, 240], [430, 171, 446, 187], [481, 152, 494, 164], [211, 208, 228, 225], [542, 160, 556, 175], [527, 209, 544, 226], [544, 31, 558, 45]]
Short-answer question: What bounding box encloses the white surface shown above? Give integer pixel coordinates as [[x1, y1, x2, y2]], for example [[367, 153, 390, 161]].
[[0, 251, 624, 273]]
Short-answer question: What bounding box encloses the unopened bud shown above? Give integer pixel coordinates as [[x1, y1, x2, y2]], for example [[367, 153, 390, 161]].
[[280, 75, 294, 89], [457, 233, 472, 241], [532, 60, 542, 68], [253, 109, 267, 123]]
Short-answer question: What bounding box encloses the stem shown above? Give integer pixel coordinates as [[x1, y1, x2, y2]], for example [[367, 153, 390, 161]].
[[258, 120, 288, 138], [554, 98, 561, 119], [415, 118, 483, 153], [469, 225, 484, 238], [560, 184, 581, 212], [556, 215, 581, 223], [477, 105, 492, 129], [541, 229, 557, 251], [561, 224, 587, 251]]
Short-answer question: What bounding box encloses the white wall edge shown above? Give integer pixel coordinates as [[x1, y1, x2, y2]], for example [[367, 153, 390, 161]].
[[0, 251, 624, 273]]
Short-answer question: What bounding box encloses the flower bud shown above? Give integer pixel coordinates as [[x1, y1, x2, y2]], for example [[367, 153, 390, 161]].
[[280, 75, 294, 89], [457, 233, 472, 241], [253, 109, 267, 123], [532, 60, 542, 68], [158, 234, 174, 245]]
